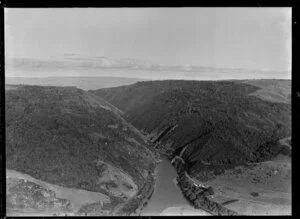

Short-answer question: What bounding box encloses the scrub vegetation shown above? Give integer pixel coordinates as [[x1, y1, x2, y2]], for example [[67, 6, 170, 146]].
[[5, 84, 157, 215], [92, 79, 291, 180]]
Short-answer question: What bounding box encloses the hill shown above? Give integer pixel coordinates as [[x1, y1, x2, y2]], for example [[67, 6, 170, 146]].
[[5, 84, 157, 215], [242, 79, 291, 104], [91, 80, 291, 180]]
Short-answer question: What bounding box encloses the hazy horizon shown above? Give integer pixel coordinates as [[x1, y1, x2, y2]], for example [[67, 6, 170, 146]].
[[5, 8, 291, 79]]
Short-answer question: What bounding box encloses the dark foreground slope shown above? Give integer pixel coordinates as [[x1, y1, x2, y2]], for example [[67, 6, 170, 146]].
[[6, 84, 157, 215], [91, 80, 291, 180]]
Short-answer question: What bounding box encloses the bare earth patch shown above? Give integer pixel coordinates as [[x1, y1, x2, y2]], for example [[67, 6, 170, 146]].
[[96, 160, 138, 198]]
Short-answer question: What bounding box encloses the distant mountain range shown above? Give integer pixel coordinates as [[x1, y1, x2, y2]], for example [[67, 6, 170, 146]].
[[5, 76, 145, 90], [6, 54, 291, 80], [6, 54, 290, 74], [6, 55, 165, 71]]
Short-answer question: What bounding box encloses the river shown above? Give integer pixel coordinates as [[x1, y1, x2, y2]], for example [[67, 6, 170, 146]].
[[140, 159, 211, 216]]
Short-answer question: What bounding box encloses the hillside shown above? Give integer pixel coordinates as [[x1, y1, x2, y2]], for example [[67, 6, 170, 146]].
[[242, 79, 291, 104], [5, 84, 157, 215], [91, 80, 291, 181]]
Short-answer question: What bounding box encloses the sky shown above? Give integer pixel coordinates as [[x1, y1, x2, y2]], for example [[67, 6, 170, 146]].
[[5, 8, 291, 73]]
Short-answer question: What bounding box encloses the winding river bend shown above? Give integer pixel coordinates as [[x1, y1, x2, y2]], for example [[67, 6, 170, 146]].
[[140, 159, 210, 216]]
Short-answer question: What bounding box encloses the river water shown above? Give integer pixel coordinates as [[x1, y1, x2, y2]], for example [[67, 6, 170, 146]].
[[140, 159, 210, 216]]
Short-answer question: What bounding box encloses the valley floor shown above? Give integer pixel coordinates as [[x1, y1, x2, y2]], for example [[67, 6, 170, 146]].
[[207, 154, 291, 215]]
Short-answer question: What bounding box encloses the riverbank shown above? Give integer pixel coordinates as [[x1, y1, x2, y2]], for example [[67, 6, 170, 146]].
[[160, 205, 212, 216], [139, 158, 210, 216], [172, 156, 238, 215], [130, 162, 160, 216], [114, 154, 162, 216], [130, 156, 161, 216]]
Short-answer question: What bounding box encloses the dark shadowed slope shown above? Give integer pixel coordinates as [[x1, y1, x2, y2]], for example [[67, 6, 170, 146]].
[[5, 84, 157, 215], [91, 80, 291, 180]]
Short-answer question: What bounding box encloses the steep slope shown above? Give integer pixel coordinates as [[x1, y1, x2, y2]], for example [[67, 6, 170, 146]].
[[91, 80, 291, 180], [5, 84, 157, 215]]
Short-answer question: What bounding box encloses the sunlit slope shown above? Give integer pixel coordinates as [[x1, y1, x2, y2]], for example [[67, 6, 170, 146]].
[[91, 80, 291, 176], [242, 79, 291, 104]]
